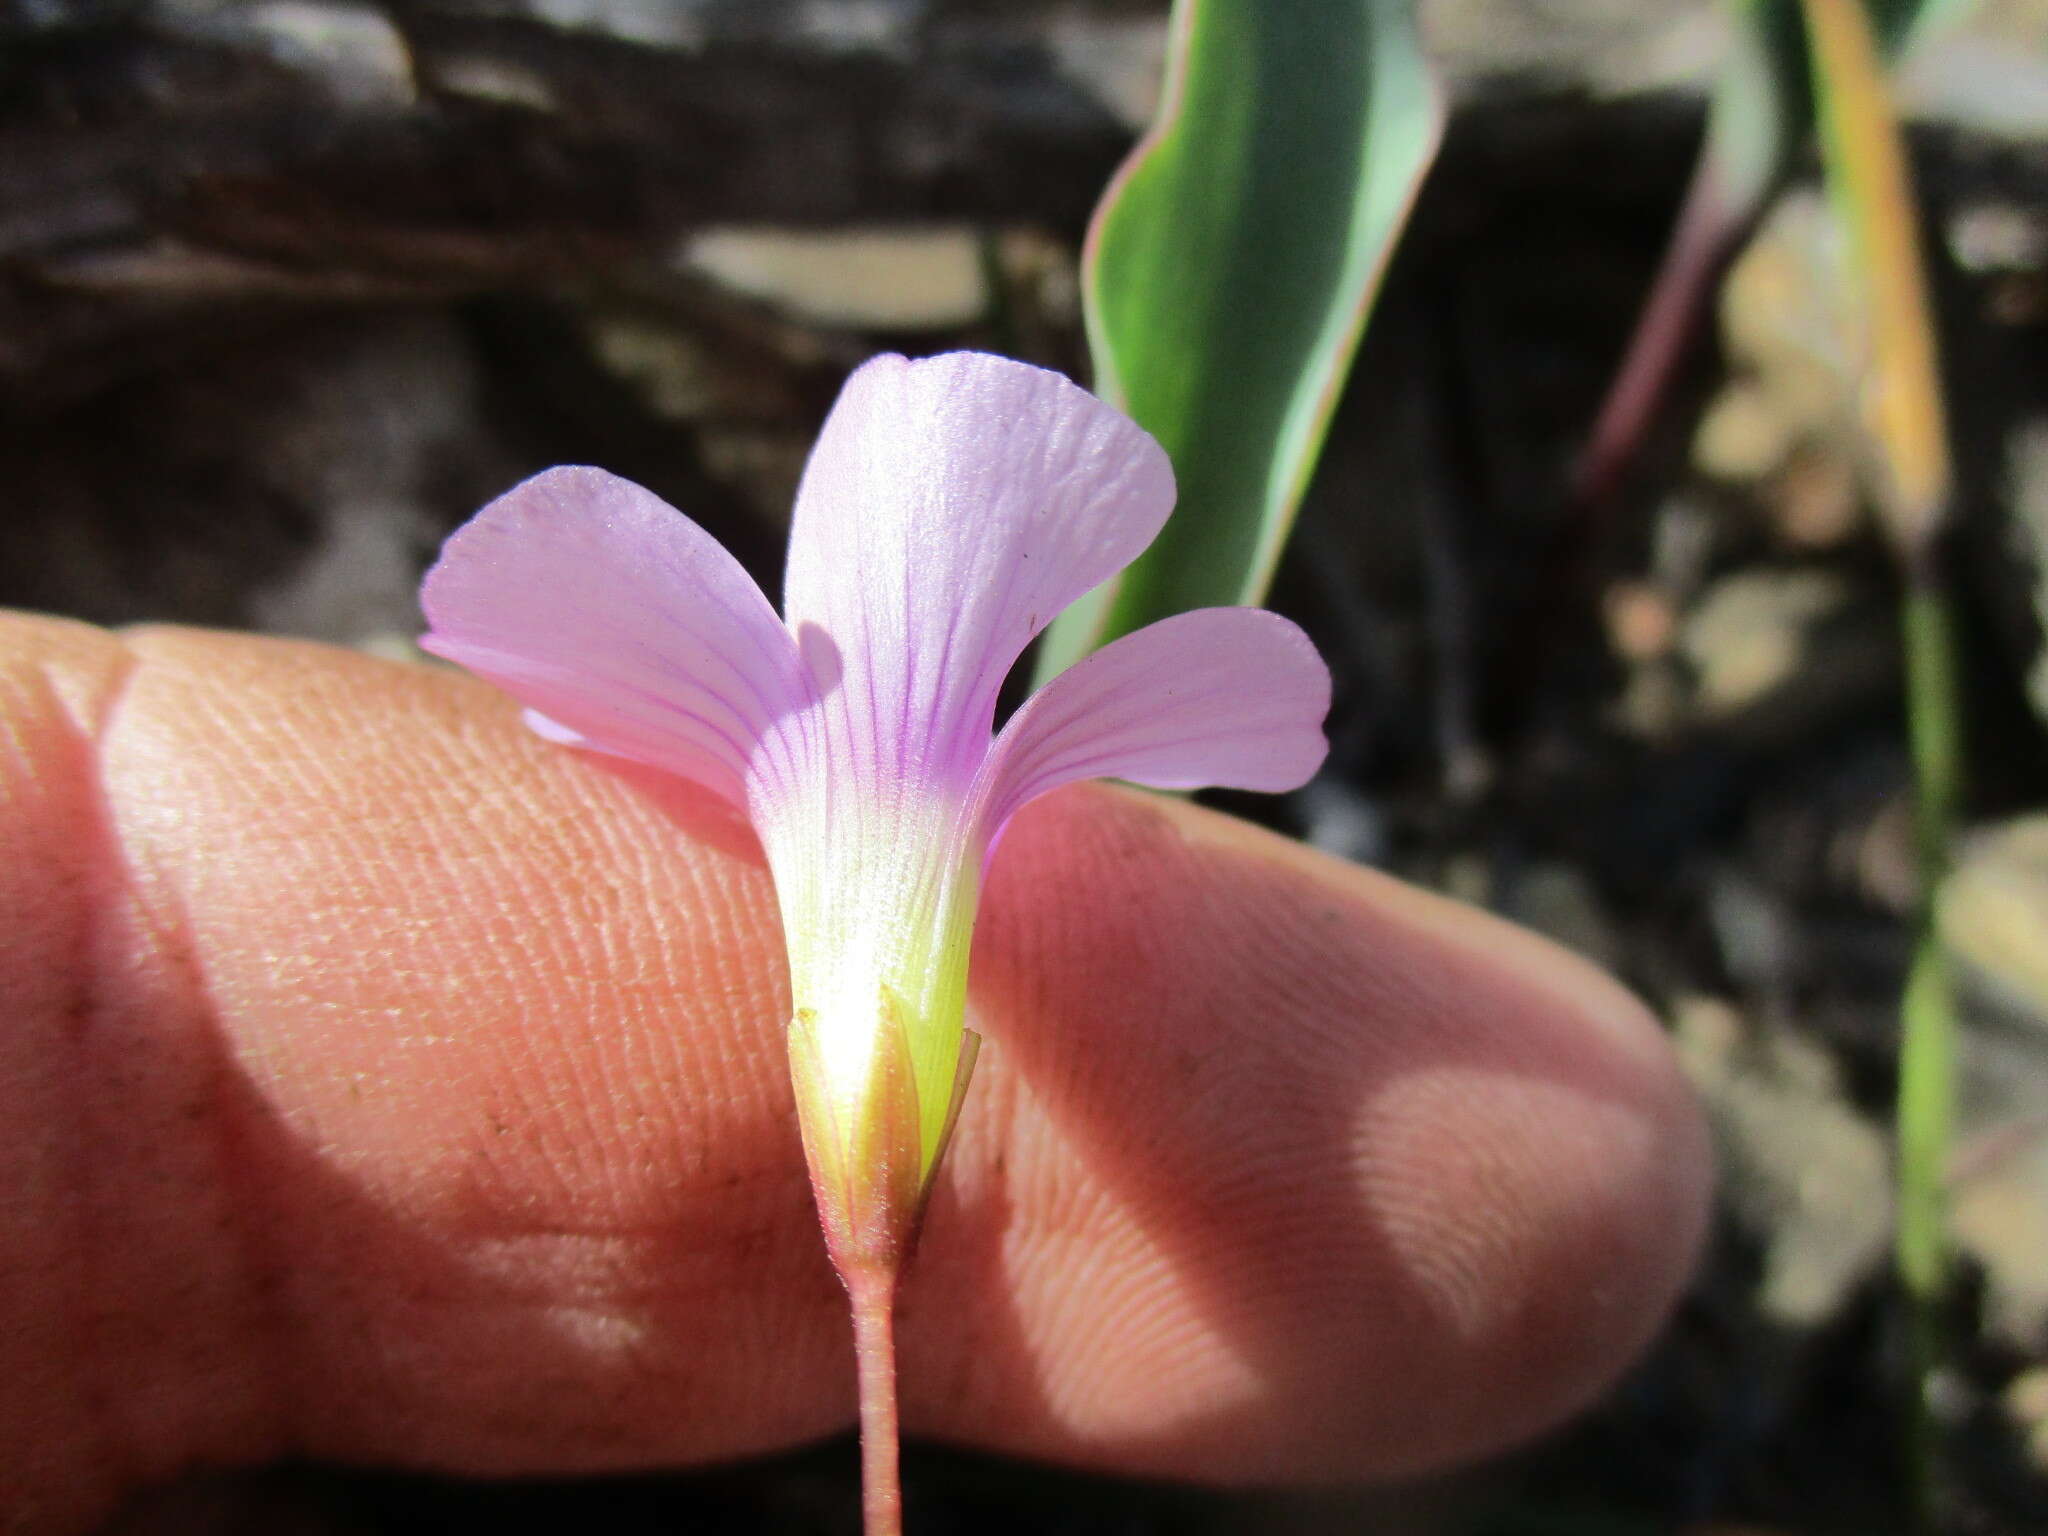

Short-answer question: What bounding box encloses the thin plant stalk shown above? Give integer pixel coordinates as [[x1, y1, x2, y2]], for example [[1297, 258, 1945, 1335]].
[[1800, 0, 1958, 1518], [1573, 0, 1808, 512], [1572, 159, 1747, 511], [850, 1274, 905, 1536], [1896, 584, 1962, 1523]]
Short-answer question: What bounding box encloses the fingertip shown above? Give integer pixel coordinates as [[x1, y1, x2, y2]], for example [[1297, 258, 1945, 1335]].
[[919, 786, 1709, 1481], [1207, 798, 1712, 1470]]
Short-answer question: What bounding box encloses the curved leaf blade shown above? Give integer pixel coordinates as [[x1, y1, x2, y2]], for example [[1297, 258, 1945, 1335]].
[[1036, 0, 1443, 680]]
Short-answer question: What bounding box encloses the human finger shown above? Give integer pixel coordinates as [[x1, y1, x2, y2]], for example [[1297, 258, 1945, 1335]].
[[0, 613, 1707, 1529]]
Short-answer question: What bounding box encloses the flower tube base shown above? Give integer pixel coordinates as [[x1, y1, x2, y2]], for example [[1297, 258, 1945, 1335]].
[[789, 1002, 981, 1536]]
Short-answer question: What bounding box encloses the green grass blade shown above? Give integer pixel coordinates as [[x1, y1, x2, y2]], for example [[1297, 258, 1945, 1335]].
[[1034, 0, 1443, 681]]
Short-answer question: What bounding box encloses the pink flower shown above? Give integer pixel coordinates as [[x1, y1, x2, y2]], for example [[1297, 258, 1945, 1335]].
[[420, 350, 1329, 1282]]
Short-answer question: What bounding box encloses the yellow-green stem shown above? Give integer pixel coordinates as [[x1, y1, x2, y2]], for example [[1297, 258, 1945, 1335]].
[[1896, 579, 1961, 1526]]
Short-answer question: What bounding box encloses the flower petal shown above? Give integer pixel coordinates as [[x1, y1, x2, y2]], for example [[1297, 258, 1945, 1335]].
[[781, 352, 1175, 793], [978, 607, 1331, 833], [420, 467, 809, 804]]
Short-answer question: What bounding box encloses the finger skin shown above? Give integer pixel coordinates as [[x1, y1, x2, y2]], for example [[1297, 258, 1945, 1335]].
[[0, 612, 1710, 1530]]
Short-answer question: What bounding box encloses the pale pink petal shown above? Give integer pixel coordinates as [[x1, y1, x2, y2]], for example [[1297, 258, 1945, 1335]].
[[421, 466, 809, 804], [781, 352, 1175, 793], [521, 709, 587, 746], [977, 607, 1331, 833]]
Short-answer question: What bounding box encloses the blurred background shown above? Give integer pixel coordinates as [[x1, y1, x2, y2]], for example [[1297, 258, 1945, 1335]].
[[6, 1, 2048, 1531]]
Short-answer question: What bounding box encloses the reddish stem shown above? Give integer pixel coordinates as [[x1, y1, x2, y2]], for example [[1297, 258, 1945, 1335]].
[[849, 1271, 904, 1536], [1573, 162, 1741, 513]]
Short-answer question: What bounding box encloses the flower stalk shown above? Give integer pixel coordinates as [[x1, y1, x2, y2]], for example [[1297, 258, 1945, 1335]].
[[850, 1274, 904, 1536]]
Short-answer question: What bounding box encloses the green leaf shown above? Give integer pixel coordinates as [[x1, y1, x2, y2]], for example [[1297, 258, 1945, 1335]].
[[1034, 0, 1442, 682]]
